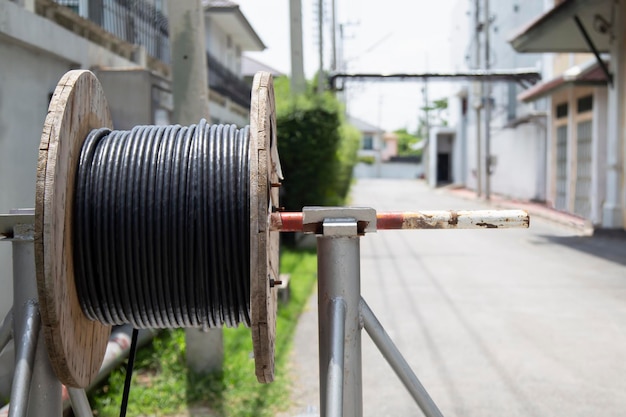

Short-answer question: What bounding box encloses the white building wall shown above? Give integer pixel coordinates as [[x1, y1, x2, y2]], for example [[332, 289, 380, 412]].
[[205, 18, 225, 61], [489, 124, 544, 201], [0, 2, 153, 397], [0, 41, 74, 321], [205, 16, 244, 76], [0, 0, 140, 323], [208, 98, 248, 126], [448, 0, 548, 201], [354, 162, 423, 179]]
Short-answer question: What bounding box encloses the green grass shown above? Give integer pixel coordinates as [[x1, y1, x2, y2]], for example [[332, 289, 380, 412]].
[[90, 247, 318, 417]]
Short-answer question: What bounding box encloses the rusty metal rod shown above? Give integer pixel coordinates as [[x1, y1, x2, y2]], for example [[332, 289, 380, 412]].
[[271, 209, 529, 232]]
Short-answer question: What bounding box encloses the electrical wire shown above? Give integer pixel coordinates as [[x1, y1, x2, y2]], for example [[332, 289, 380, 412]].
[[119, 328, 139, 417], [73, 120, 251, 329]]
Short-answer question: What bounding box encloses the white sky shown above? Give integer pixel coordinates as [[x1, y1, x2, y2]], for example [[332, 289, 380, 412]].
[[236, 0, 463, 132]]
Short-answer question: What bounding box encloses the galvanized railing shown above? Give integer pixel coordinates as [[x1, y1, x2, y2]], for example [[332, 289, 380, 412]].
[[54, 0, 170, 64], [51, 1, 251, 107], [207, 51, 252, 108]]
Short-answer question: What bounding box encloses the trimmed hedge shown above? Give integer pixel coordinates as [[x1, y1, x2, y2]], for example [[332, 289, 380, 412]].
[[274, 77, 360, 211]]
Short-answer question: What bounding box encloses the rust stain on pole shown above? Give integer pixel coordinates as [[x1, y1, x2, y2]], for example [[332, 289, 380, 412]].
[[376, 212, 405, 230], [271, 212, 303, 232], [448, 210, 459, 226], [402, 213, 442, 229]]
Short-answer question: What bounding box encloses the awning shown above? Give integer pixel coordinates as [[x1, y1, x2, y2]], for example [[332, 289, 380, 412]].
[[518, 59, 609, 102], [509, 0, 614, 53]]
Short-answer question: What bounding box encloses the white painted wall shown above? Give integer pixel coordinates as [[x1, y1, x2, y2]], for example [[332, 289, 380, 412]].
[[354, 162, 423, 180], [0, 0, 140, 324], [0, 42, 74, 321], [208, 98, 248, 126], [205, 17, 225, 61], [448, 0, 549, 202], [205, 15, 245, 76], [489, 124, 545, 201]]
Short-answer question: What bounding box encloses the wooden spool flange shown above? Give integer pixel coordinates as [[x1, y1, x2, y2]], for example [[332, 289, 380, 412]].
[[35, 70, 113, 388], [250, 72, 283, 383], [35, 69, 282, 387]]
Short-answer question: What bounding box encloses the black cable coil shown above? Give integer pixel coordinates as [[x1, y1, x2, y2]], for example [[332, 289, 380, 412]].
[[73, 120, 251, 329]]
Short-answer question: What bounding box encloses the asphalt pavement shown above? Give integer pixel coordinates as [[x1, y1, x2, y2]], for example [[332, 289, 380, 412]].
[[281, 178, 626, 417]]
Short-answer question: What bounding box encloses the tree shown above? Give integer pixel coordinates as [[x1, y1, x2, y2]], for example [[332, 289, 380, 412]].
[[416, 97, 449, 139], [394, 128, 422, 157], [274, 76, 360, 213]]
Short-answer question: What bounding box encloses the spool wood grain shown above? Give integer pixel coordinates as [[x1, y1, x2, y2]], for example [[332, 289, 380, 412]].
[[250, 72, 283, 383], [35, 70, 112, 388]]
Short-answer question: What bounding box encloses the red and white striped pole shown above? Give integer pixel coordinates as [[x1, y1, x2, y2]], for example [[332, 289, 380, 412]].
[[271, 209, 529, 232]]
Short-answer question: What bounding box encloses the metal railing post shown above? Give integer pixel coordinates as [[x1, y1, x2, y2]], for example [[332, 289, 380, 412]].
[[317, 217, 362, 417], [10, 220, 62, 417], [361, 298, 444, 417], [305, 207, 377, 417]]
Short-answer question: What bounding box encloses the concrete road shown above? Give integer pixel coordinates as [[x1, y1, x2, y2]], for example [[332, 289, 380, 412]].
[[284, 178, 626, 417]]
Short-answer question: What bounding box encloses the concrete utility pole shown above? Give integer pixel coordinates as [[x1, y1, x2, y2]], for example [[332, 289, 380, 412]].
[[423, 81, 431, 184], [317, 0, 324, 94], [289, 0, 306, 95], [168, 0, 210, 124], [483, 0, 491, 200], [167, 0, 221, 374], [331, 0, 337, 71], [473, 0, 482, 198]]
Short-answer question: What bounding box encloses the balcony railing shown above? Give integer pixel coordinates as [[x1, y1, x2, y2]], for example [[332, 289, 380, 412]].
[[207, 52, 251, 109], [51, 0, 250, 109], [54, 0, 170, 63]]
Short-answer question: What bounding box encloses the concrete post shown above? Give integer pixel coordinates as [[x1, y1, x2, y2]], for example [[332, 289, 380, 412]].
[[473, 0, 482, 198], [167, 0, 210, 124], [11, 223, 62, 417], [289, 0, 306, 95], [602, 1, 625, 229], [317, 0, 324, 94], [483, 0, 491, 200], [167, 0, 221, 373]]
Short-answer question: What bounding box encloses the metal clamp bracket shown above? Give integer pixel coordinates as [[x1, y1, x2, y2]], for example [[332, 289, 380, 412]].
[[302, 207, 377, 235]]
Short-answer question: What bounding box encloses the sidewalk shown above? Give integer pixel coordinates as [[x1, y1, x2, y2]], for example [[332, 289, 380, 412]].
[[279, 178, 626, 417]]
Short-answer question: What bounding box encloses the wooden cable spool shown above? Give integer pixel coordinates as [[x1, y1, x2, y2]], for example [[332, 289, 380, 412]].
[[35, 69, 282, 387]]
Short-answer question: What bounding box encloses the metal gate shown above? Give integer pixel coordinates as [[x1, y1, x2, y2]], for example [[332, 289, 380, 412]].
[[574, 120, 592, 218], [555, 125, 568, 211]]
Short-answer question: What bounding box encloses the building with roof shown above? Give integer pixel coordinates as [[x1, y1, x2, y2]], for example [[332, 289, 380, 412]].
[[509, 0, 620, 230], [447, 0, 548, 201], [350, 116, 423, 179], [0, 0, 270, 371], [203, 0, 265, 125]]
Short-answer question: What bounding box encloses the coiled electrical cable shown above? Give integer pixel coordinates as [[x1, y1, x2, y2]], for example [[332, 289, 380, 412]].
[[73, 120, 251, 329]]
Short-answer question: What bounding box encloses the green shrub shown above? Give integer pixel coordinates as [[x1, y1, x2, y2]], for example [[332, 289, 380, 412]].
[[88, 248, 318, 417], [357, 155, 376, 165], [274, 77, 359, 211]]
